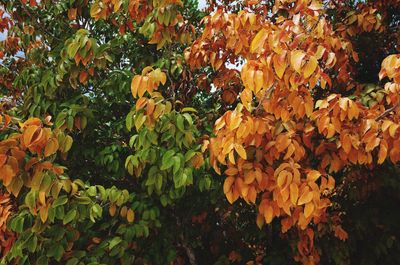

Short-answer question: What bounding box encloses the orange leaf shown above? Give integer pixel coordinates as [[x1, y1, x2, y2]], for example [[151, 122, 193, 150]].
[[40, 205, 49, 223], [256, 214, 264, 229], [109, 204, 116, 216], [264, 205, 274, 224], [68, 8, 78, 20], [138, 76, 148, 97], [131, 76, 141, 98], [136, 97, 148, 110], [127, 209, 135, 223], [377, 139, 388, 164], [79, 71, 88, 84], [342, 134, 352, 154], [0, 165, 15, 186], [223, 177, 235, 194], [225, 167, 238, 176], [23, 125, 40, 147], [0, 154, 6, 167], [244, 170, 256, 184]]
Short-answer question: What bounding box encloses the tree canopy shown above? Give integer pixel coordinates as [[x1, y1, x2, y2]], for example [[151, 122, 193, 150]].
[[0, 0, 400, 264]]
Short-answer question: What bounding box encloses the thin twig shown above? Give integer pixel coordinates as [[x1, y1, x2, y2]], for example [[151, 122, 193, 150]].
[[255, 81, 277, 115], [376, 103, 400, 121]]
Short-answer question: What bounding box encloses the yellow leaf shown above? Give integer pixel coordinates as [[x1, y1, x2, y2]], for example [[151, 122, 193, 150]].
[[304, 202, 314, 218], [160, 71, 167, 85], [228, 150, 236, 164], [307, 170, 321, 182], [127, 209, 135, 223], [327, 176, 335, 190], [234, 144, 247, 159], [254, 70, 264, 94], [298, 187, 313, 205], [382, 120, 393, 132], [44, 138, 59, 157], [290, 50, 306, 73], [273, 54, 287, 79], [277, 170, 287, 187], [250, 29, 267, 54], [366, 137, 380, 152], [289, 183, 299, 205], [38, 191, 46, 205], [389, 123, 399, 137], [229, 115, 242, 131], [303, 56, 318, 78]]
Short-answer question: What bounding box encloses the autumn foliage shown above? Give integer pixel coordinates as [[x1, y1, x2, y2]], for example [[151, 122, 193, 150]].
[[0, 0, 400, 264]]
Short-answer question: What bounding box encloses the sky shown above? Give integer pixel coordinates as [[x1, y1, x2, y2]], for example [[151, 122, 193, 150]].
[[198, 0, 208, 9]]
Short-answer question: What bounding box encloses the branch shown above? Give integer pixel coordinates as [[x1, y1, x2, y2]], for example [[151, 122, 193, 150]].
[[180, 234, 197, 265], [255, 81, 277, 115], [175, 215, 197, 265], [376, 103, 400, 121]]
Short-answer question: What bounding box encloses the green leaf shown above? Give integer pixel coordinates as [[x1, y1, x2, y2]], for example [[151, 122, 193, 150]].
[[47, 244, 64, 261], [134, 112, 146, 131], [63, 209, 77, 225], [63, 135, 73, 152], [172, 156, 181, 175], [52, 195, 68, 208], [109, 237, 122, 250], [67, 42, 80, 59], [176, 115, 185, 132], [181, 107, 197, 113], [126, 111, 134, 131], [161, 150, 175, 170], [25, 190, 37, 212], [66, 258, 79, 265], [155, 174, 163, 191], [27, 235, 38, 253], [185, 150, 196, 162], [36, 256, 49, 265], [183, 113, 193, 126]]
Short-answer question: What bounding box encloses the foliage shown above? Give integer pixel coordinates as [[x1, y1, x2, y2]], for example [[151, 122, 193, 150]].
[[0, 0, 400, 264]]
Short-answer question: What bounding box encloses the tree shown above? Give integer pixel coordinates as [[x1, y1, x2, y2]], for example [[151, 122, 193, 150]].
[[0, 0, 399, 264]]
